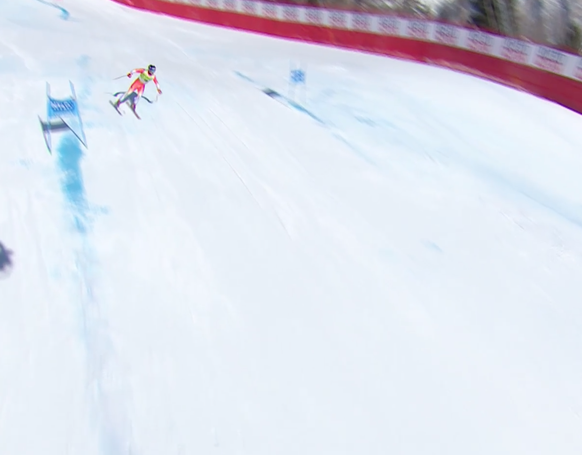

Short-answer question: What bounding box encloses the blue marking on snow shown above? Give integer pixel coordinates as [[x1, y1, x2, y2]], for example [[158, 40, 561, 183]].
[[234, 71, 325, 123], [261, 88, 325, 124], [57, 134, 88, 234], [335, 90, 582, 230], [234, 70, 376, 164], [36, 0, 70, 20], [55, 133, 96, 411], [328, 131, 377, 165], [77, 54, 90, 68], [354, 115, 377, 127], [234, 71, 254, 83], [476, 165, 582, 230], [56, 133, 125, 455], [423, 240, 443, 253], [286, 98, 325, 124]]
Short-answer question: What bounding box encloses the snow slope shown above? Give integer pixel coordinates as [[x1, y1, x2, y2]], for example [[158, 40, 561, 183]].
[[1, 0, 582, 454]]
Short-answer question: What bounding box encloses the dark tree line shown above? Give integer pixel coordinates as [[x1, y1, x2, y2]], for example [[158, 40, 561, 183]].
[[438, 0, 582, 53]]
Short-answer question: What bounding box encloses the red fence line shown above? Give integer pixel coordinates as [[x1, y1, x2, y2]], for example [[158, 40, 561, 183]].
[[112, 0, 582, 114]]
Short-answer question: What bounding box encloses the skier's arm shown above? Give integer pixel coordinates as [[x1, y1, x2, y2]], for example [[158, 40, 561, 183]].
[[127, 68, 145, 77], [153, 75, 162, 94]]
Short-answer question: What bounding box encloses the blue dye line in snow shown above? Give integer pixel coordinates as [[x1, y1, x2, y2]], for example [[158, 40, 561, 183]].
[[56, 134, 129, 455], [57, 134, 88, 234], [265, 89, 325, 124], [474, 163, 582, 230], [237, 71, 582, 225], [234, 71, 254, 84], [234, 71, 376, 165], [234, 71, 325, 124], [36, 0, 70, 20], [56, 133, 99, 431]]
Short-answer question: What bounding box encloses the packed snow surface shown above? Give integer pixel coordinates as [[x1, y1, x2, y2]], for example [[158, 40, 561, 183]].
[[1, 0, 582, 454]]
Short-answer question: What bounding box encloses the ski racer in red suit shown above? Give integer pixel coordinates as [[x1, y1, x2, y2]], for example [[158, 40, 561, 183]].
[[114, 64, 162, 109]]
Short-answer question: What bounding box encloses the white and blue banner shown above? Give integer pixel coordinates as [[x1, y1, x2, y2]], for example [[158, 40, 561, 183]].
[[39, 81, 87, 153]]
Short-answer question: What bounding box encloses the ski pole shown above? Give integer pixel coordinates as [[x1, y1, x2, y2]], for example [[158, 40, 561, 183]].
[[113, 74, 128, 80]]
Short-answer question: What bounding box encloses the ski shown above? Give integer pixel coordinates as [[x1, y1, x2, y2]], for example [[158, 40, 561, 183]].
[[111, 93, 142, 119], [112, 92, 156, 104], [110, 100, 123, 115], [110, 99, 141, 119], [129, 105, 141, 120]]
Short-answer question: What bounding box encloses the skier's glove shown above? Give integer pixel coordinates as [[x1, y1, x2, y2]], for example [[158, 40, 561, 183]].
[[157, 89, 163, 94], [127, 73, 132, 78]]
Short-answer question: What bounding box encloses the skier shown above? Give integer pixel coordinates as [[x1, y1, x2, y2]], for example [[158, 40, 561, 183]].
[[114, 64, 162, 111]]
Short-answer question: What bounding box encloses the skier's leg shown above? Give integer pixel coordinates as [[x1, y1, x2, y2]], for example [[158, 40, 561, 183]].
[[115, 89, 132, 107], [131, 85, 145, 110], [116, 80, 142, 106]]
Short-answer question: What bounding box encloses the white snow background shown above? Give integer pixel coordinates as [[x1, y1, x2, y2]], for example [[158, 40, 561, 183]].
[[1, 0, 582, 454]]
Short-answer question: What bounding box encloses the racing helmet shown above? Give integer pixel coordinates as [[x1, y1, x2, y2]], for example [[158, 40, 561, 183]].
[[148, 64, 156, 74]]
